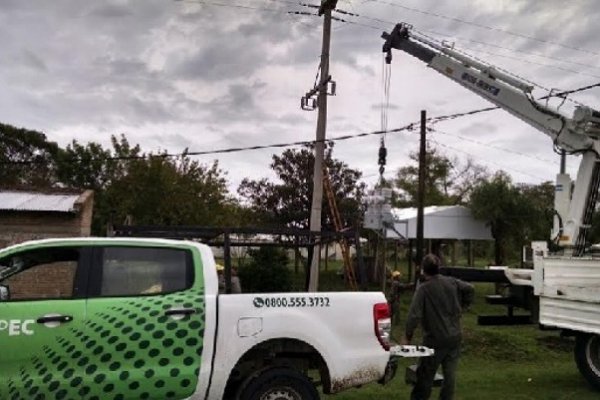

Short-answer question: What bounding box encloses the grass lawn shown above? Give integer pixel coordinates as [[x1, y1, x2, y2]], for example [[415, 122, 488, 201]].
[[320, 277, 598, 399]]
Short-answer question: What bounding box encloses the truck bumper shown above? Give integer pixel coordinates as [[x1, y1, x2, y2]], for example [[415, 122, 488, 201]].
[[378, 357, 398, 385]]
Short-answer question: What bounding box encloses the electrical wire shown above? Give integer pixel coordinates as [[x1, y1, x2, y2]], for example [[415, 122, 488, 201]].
[[426, 80, 600, 125], [7, 78, 598, 167], [428, 138, 548, 182], [192, 0, 600, 73], [0, 123, 419, 166], [466, 46, 600, 81], [423, 29, 600, 72], [428, 128, 558, 166], [366, 0, 600, 57], [176, 0, 285, 13]]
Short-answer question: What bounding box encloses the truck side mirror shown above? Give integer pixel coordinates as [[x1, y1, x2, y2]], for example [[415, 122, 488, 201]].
[[0, 285, 9, 301]]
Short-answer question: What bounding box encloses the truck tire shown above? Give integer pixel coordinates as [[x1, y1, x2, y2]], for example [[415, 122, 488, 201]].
[[238, 367, 320, 400], [575, 333, 600, 390]]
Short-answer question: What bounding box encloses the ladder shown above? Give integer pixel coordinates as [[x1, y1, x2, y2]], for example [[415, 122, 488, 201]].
[[323, 168, 359, 290]]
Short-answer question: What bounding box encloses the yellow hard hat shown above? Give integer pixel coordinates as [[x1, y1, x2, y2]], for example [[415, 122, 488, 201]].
[[215, 263, 224, 272], [391, 270, 402, 278]]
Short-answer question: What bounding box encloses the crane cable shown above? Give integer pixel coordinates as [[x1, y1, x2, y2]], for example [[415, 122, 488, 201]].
[[379, 55, 391, 183]]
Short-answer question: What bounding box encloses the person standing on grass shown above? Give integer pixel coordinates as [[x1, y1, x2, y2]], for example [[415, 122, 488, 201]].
[[402, 254, 474, 400], [388, 270, 414, 327]]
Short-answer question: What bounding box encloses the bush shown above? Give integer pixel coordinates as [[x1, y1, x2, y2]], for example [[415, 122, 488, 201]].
[[238, 247, 292, 293]]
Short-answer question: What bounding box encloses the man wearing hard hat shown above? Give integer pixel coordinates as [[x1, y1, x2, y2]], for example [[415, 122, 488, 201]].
[[388, 269, 412, 327]]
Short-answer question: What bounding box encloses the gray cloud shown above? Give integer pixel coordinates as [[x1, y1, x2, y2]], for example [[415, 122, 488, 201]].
[[0, 0, 598, 189]]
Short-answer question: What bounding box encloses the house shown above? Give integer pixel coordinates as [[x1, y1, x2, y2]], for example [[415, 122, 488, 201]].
[[0, 189, 94, 248]]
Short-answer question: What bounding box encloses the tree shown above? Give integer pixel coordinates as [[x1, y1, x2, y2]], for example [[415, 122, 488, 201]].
[[238, 144, 366, 231], [393, 144, 487, 207], [469, 172, 546, 265], [518, 181, 555, 243], [55, 134, 236, 233], [103, 156, 233, 227], [237, 247, 292, 293], [0, 123, 61, 188], [56, 135, 141, 191]]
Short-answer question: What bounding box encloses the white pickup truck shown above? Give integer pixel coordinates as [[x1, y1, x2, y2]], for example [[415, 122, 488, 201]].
[[0, 237, 398, 400]]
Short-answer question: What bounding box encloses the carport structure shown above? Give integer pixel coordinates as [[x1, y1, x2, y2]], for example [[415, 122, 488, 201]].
[[385, 205, 493, 279]]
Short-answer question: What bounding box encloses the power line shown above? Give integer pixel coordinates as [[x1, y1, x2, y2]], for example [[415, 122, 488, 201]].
[[367, 0, 600, 57], [187, 0, 600, 74], [422, 29, 600, 72], [298, 5, 600, 79], [428, 138, 549, 182], [466, 47, 600, 81], [428, 128, 558, 166], [7, 79, 598, 166], [426, 80, 600, 125], [1, 123, 419, 166], [176, 0, 285, 13]]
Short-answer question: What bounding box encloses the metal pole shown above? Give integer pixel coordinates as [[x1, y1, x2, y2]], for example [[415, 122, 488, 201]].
[[224, 231, 232, 294], [308, 7, 334, 292], [560, 149, 566, 174], [415, 110, 427, 273]]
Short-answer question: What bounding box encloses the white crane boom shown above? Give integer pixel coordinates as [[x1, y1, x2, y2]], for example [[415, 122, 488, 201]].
[[382, 23, 600, 253]]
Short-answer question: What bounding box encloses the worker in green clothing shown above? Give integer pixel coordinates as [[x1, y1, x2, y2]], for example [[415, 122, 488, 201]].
[[402, 254, 474, 400]]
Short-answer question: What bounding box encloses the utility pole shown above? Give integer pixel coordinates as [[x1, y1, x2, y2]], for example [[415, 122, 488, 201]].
[[307, 0, 337, 292], [415, 110, 427, 279]]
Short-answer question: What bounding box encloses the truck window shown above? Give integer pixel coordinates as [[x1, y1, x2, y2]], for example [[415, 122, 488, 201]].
[[96, 247, 193, 297], [0, 247, 81, 301]]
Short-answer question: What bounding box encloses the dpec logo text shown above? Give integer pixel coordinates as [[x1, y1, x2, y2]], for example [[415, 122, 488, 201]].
[[0, 319, 35, 336]]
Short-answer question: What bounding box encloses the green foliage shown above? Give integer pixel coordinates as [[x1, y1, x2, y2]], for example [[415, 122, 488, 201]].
[[54, 135, 231, 232], [238, 144, 365, 230], [0, 123, 61, 188], [0, 122, 239, 234], [393, 144, 487, 207], [470, 172, 553, 264], [238, 247, 292, 293]]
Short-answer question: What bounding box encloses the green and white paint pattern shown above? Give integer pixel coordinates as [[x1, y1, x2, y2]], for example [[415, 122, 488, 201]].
[[4, 288, 205, 400]]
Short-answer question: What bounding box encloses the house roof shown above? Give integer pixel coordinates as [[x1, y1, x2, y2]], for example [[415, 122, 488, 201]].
[[0, 190, 84, 213], [387, 205, 493, 241]]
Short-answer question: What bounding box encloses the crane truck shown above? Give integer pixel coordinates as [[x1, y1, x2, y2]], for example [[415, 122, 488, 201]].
[[382, 23, 600, 390]]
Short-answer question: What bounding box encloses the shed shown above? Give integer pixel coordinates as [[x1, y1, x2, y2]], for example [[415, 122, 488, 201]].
[[0, 189, 94, 248]]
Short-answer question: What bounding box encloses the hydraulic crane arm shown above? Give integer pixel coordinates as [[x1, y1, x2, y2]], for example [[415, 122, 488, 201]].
[[382, 23, 600, 253]]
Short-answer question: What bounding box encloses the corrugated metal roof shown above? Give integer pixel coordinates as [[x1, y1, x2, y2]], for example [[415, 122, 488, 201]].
[[0, 191, 81, 212]]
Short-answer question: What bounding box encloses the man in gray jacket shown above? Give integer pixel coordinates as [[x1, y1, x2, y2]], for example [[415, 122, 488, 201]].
[[402, 254, 474, 400]]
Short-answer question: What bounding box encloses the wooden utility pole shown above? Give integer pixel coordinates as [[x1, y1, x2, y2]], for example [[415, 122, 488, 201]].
[[307, 1, 337, 292], [415, 110, 427, 277]]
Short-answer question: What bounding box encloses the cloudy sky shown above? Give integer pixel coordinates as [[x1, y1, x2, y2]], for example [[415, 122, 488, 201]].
[[1, 0, 599, 193]]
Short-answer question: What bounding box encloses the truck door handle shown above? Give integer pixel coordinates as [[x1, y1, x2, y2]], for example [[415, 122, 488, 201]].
[[36, 315, 73, 324], [164, 308, 196, 317]]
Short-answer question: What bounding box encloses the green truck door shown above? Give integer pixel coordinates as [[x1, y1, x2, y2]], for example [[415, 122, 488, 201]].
[[83, 245, 206, 400], [0, 246, 89, 400]]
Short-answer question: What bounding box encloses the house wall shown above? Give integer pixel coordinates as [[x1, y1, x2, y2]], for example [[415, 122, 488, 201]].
[[0, 191, 94, 248], [0, 191, 93, 300]]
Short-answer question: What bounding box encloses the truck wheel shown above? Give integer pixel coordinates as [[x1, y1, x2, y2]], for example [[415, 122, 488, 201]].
[[575, 334, 600, 390], [238, 367, 320, 400]]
